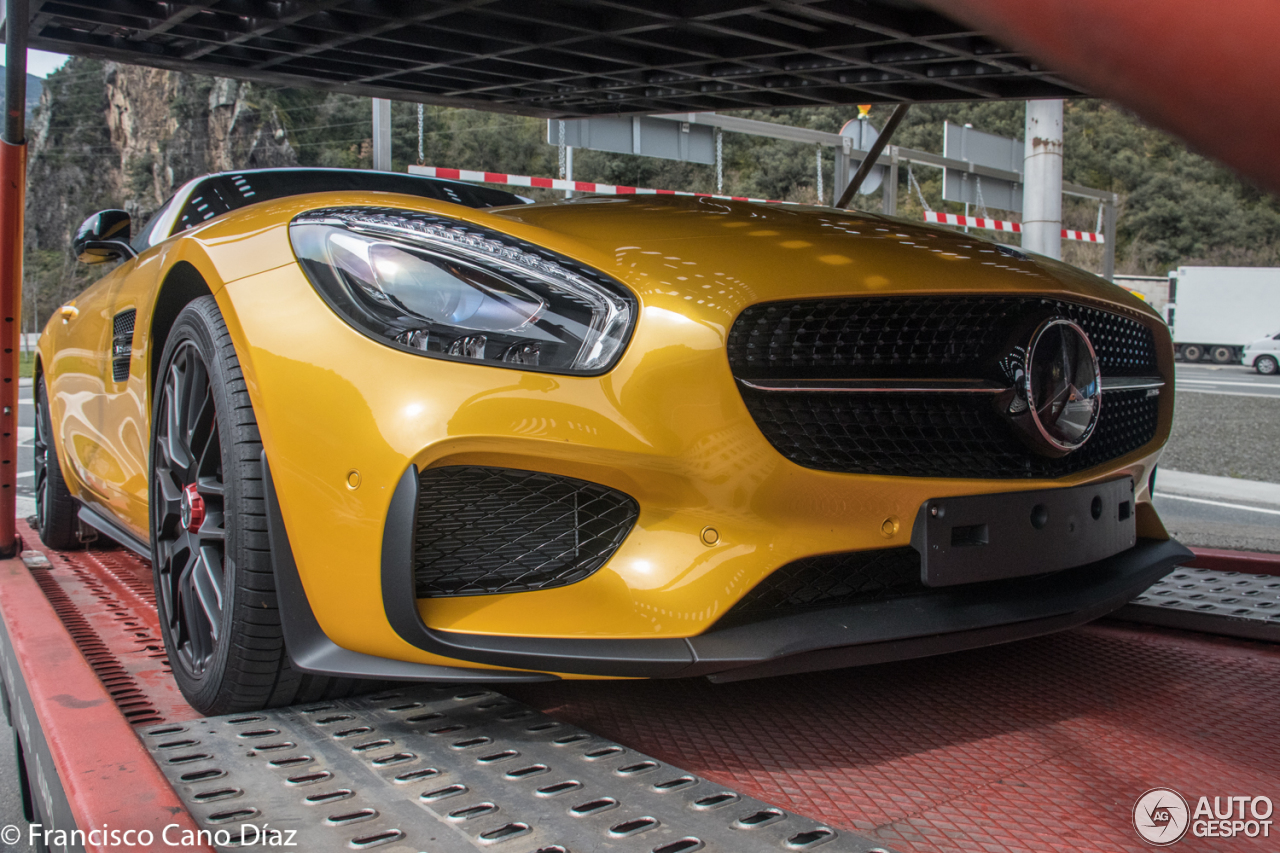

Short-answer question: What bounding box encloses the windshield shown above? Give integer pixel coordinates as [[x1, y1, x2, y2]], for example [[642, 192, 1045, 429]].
[[172, 169, 524, 237], [131, 194, 175, 251]]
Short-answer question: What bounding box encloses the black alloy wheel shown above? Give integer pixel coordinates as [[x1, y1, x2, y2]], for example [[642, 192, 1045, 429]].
[[152, 337, 227, 677], [33, 377, 79, 550], [150, 296, 368, 714]]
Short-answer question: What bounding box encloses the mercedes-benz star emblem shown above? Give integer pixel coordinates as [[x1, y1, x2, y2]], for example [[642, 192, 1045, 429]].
[[999, 317, 1102, 457]]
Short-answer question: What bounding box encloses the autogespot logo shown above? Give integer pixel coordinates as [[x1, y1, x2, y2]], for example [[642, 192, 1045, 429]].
[[1134, 788, 1190, 846]]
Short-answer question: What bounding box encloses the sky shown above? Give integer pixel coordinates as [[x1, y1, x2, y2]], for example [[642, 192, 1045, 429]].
[[0, 49, 71, 77]]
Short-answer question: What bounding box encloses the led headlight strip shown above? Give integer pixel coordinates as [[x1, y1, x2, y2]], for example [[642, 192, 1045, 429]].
[[290, 207, 636, 375]]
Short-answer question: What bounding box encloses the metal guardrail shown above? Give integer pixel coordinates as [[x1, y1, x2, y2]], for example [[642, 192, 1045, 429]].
[[654, 112, 1116, 202]]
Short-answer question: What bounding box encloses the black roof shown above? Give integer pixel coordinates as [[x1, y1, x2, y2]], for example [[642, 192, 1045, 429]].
[[20, 1, 1085, 117], [172, 168, 525, 235]]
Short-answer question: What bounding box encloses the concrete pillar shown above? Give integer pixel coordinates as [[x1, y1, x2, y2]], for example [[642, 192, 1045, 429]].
[[1021, 100, 1063, 259], [372, 98, 392, 171]]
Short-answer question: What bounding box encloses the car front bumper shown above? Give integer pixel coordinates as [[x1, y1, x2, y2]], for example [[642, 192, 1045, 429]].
[[369, 464, 1192, 680]]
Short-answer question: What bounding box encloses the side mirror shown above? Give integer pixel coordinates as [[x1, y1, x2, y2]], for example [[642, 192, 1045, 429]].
[[74, 210, 137, 264]]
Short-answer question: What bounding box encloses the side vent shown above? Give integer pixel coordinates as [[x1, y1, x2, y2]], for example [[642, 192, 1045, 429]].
[[112, 309, 136, 382]]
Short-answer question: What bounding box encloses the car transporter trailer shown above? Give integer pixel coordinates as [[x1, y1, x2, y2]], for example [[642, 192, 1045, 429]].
[[2, 521, 1278, 853], [1, 1, 1279, 851]]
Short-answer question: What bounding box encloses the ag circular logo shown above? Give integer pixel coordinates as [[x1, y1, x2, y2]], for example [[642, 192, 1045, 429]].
[[1134, 788, 1190, 845], [1024, 318, 1101, 454], [997, 316, 1102, 458]]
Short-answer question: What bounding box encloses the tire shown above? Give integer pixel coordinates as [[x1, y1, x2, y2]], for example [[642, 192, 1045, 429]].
[[1257, 354, 1279, 376], [33, 377, 80, 550], [1180, 344, 1203, 362], [150, 296, 369, 714], [1210, 345, 1234, 364]]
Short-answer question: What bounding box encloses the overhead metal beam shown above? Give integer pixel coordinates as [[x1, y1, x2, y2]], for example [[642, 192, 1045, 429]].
[[22, 1, 1091, 118]]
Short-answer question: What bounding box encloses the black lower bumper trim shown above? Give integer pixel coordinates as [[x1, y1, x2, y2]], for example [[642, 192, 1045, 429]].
[[76, 502, 151, 558], [382, 463, 1193, 680], [701, 537, 1187, 676], [687, 538, 1192, 680]]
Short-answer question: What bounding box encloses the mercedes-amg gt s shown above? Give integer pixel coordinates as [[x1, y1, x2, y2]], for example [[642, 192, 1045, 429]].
[[34, 167, 1190, 714]]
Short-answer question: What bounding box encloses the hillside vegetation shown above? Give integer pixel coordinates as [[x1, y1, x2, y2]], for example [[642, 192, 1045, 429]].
[[22, 57, 1280, 331]]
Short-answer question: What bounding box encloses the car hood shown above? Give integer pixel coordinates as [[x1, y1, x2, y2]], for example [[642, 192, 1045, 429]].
[[489, 195, 1157, 321]]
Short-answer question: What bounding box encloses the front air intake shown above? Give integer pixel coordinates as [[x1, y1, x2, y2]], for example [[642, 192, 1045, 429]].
[[413, 466, 639, 598]]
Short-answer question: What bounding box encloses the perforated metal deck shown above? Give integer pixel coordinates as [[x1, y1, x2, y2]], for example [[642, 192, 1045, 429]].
[[1116, 568, 1280, 642], [15, 521, 1280, 853], [139, 687, 894, 853]]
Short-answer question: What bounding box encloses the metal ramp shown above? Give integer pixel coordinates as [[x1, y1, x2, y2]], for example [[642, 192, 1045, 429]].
[[140, 686, 892, 853], [1117, 566, 1280, 642]]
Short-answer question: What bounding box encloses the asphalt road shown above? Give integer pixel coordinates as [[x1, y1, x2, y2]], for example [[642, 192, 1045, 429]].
[[16, 379, 33, 518], [1149, 369, 1280, 551], [1160, 389, 1280, 484], [1175, 362, 1280, 398], [1154, 492, 1280, 553]]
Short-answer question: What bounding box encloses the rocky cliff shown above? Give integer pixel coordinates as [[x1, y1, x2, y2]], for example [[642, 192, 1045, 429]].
[[23, 58, 295, 323]]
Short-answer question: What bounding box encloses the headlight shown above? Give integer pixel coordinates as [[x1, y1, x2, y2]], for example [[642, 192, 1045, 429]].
[[289, 208, 636, 374]]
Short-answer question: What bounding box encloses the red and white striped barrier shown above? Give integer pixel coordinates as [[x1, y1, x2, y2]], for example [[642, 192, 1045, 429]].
[[924, 211, 1020, 233], [924, 211, 1104, 243], [409, 165, 797, 206], [411, 167, 1107, 244]]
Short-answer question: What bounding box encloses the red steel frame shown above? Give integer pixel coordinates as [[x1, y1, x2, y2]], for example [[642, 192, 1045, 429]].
[[0, 133, 22, 557], [0, 545, 210, 851], [1184, 547, 1280, 576]]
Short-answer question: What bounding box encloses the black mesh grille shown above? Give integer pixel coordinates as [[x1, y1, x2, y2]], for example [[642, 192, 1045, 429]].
[[413, 466, 639, 598], [738, 386, 1160, 479], [727, 296, 1159, 380], [728, 296, 1165, 479], [111, 309, 135, 383], [719, 548, 925, 625]]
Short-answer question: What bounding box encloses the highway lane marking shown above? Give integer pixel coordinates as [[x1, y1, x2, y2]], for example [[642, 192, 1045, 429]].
[[1177, 389, 1280, 399], [1157, 494, 1280, 516], [1177, 378, 1280, 387]]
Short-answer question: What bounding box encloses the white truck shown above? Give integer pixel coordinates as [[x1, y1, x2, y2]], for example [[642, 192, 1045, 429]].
[[1167, 266, 1280, 364]]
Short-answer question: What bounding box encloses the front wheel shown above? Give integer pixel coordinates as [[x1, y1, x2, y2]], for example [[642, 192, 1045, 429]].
[[151, 296, 364, 714], [33, 378, 79, 550], [1257, 354, 1279, 375]]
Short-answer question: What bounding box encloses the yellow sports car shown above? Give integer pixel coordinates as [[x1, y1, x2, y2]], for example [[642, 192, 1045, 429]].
[[35, 167, 1190, 714]]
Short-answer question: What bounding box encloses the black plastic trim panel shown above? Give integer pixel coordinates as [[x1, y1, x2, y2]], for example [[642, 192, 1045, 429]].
[[75, 503, 150, 559], [261, 454, 556, 683], [693, 537, 1192, 681]]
